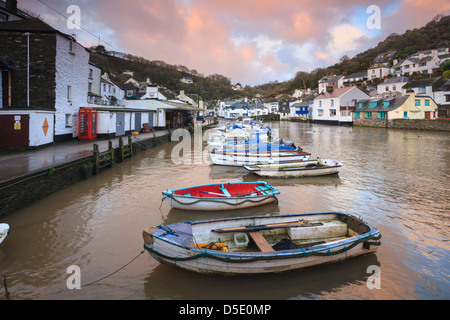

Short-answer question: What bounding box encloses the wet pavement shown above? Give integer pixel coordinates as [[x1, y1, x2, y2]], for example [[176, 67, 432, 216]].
[[0, 129, 172, 184]]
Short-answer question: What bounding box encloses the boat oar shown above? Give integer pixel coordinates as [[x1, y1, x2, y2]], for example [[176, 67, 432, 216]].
[[200, 191, 229, 197]]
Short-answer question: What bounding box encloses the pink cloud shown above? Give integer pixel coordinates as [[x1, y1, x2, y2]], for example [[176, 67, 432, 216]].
[[19, 0, 450, 85]]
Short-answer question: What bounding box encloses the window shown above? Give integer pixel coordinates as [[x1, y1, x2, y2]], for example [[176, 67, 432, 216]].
[[89, 69, 93, 80], [69, 40, 74, 54], [318, 109, 324, 116], [358, 102, 364, 108], [393, 85, 396, 91], [354, 112, 360, 119], [330, 99, 334, 107], [383, 101, 390, 107], [385, 86, 389, 92], [65, 114, 72, 127], [415, 99, 421, 106], [425, 99, 430, 106], [67, 85, 72, 102], [365, 112, 372, 119], [369, 101, 377, 108], [330, 109, 336, 116], [0, 13, 8, 22], [377, 112, 386, 119], [404, 65, 409, 69], [418, 87, 426, 94], [319, 101, 322, 107], [404, 111, 408, 118], [88, 82, 93, 93]]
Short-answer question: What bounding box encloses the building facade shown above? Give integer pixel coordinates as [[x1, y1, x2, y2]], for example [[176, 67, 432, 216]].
[[311, 86, 370, 125]]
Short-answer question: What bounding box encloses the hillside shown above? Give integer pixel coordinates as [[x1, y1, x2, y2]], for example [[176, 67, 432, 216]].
[[89, 48, 242, 102], [90, 14, 449, 102], [253, 14, 450, 99]]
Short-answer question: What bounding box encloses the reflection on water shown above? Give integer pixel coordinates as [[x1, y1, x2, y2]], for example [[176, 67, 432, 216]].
[[0, 121, 449, 300]]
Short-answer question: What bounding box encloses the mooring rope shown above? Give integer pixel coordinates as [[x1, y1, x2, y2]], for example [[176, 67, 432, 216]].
[[82, 250, 146, 287]]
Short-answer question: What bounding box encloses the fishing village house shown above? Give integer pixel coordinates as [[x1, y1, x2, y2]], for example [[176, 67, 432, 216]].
[[367, 51, 397, 80], [0, 18, 91, 147], [390, 48, 450, 77], [100, 73, 125, 106], [318, 74, 344, 93], [353, 88, 439, 128], [180, 76, 193, 84], [0, 0, 30, 22], [434, 79, 450, 117], [289, 101, 310, 120], [342, 72, 368, 86], [218, 99, 267, 119], [311, 86, 370, 126], [401, 77, 449, 117], [376, 76, 409, 98]]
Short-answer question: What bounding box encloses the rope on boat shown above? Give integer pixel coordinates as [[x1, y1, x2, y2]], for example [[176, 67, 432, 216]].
[[144, 234, 381, 264]]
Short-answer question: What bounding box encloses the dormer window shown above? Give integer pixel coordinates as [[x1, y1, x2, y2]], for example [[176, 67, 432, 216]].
[[369, 101, 377, 108], [383, 101, 390, 107]]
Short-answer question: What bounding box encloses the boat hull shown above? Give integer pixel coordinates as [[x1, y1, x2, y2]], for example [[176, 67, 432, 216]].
[[143, 212, 381, 275], [210, 150, 311, 166], [244, 159, 343, 178], [163, 195, 277, 210], [162, 181, 280, 211]]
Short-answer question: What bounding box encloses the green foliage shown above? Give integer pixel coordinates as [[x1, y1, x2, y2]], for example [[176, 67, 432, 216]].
[[441, 60, 450, 72], [443, 70, 450, 79]]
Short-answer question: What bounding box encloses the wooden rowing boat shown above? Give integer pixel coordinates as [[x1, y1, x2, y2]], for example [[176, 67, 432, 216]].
[[161, 181, 280, 211], [142, 211, 381, 275], [244, 158, 343, 178]]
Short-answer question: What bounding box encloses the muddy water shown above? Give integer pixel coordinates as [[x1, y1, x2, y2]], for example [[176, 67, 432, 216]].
[[0, 122, 449, 300]]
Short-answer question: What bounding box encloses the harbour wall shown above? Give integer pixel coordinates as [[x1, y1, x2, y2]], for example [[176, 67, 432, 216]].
[[0, 125, 213, 218]]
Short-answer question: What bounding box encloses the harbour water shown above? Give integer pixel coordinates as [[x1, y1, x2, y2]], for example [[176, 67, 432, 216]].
[[0, 121, 449, 300]]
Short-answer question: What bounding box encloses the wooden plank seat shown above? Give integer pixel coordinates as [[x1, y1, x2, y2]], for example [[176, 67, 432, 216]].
[[255, 186, 269, 195], [248, 231, 274, 252]]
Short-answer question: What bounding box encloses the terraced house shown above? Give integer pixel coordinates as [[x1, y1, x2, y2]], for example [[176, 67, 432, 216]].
[[353, 88, 438, 127]]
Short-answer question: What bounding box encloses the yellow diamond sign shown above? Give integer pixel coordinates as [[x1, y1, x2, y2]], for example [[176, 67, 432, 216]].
[[43, 118, 49, 136]]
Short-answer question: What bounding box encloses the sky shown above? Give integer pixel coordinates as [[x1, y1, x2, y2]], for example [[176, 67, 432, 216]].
[[17, 0, 450, 86]]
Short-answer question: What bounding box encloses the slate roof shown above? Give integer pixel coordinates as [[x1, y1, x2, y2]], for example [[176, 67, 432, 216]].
[[402, 77, 445, 89], [355, 96, 409, 112], [378, 76, 409, 85], [316, 86, 355, 99], [0, 18, 77, 42]]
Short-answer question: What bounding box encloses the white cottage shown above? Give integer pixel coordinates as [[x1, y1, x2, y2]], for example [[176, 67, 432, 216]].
[[312, 86, 370, 125], [0, 18, 91, 147]]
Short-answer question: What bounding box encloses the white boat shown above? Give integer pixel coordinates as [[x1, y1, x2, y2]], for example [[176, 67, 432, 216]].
[[209, 149, 311, 166], [244, 158, 343, 178], [0, 223, 10, 244], [161, 181, 280, 211], [143, 211, 381, 275]]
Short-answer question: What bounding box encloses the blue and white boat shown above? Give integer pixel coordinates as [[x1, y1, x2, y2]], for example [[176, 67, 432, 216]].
[[143, 211, 381, 275], [161, 181, 280, 211], [0, 223, 10, 245]]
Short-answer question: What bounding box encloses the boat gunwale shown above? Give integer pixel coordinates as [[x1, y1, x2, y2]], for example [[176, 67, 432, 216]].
[[146, 212, 380, 260], [245, 163, 343, 172], [161, 181, 280, 199]]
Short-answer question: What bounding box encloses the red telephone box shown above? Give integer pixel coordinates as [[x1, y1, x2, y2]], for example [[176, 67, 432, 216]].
[[78, 108, 97, 140]]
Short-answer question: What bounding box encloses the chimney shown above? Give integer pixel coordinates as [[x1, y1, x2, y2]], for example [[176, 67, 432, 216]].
[[5, 0, 17, 13], [405, 87, 415, 97]]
